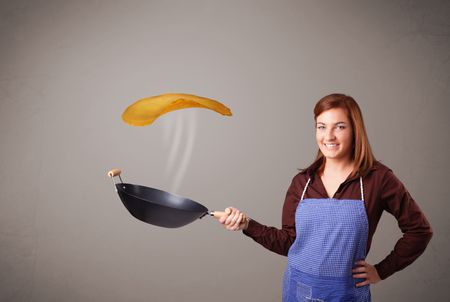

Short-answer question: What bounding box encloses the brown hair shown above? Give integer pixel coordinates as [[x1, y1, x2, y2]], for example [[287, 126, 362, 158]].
[[312, 93, 375, 177]]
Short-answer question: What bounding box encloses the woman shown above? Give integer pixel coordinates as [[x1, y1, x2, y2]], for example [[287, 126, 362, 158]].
[[219, 94, 433, 302]]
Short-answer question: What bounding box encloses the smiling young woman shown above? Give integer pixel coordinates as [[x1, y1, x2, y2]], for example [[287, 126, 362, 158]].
[[313, 93, 375, 179], [218, 93, 433, 302], [313, 95, 375, 199]]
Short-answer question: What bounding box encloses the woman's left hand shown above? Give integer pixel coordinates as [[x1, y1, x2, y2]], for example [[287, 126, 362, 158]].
[[352, 260, 381, 287]]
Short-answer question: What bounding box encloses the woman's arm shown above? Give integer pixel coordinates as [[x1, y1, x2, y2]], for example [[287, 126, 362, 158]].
[[374, 170, 433, 280], [240, 177, 302, 256]]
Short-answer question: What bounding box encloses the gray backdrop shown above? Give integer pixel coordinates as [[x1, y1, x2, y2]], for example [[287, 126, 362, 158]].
[[1, 0, 449, 301]]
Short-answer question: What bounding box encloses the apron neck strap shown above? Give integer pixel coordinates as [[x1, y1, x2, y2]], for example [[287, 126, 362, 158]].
[[301, 178, 311, 201], [360, 177, 364, 201]]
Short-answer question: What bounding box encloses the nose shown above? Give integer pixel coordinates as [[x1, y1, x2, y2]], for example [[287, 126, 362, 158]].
[[325, 128, 336, 140]]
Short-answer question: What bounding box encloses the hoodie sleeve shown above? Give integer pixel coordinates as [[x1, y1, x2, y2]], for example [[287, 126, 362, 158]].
[[374, 170, 433, 280], [242, 174, 303, 256]]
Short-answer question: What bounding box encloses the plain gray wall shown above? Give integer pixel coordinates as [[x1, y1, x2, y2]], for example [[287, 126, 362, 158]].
[[1, 0, 449, 301]]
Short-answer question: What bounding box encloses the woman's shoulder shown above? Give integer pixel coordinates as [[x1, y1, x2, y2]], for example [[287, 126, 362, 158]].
[[371, 160, 392, 173], [292, 169, 310, 183], [288, 167, 313, 191], [368, 160, 401, 185], [297, 158, 322, 177]]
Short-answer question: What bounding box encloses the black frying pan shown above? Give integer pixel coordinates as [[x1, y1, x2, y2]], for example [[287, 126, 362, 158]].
[[107, 169, 225, 228]]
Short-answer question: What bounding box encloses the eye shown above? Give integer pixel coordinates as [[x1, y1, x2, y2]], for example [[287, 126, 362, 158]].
[[316, 125, 325, 130], [336, 125, 346, 130]]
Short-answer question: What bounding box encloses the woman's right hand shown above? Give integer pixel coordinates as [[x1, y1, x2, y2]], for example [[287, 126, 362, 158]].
[[219, 207, 249, 231]]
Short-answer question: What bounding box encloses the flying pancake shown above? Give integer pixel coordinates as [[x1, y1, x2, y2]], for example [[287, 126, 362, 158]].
[[122, 93, 232, 126]]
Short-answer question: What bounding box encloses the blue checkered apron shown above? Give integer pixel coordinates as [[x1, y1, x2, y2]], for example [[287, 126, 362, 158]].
[[282, 177, 371, 302]]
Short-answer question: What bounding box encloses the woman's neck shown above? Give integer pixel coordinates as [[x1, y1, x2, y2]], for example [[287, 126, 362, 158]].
[[322, 158, 354, 177]]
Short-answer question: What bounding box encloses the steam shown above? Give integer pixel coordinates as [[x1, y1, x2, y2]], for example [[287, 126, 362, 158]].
[[162, 110, 197, 193]]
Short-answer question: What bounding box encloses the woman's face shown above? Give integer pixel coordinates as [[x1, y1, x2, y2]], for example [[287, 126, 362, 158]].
[[315, 108, 354, 163]]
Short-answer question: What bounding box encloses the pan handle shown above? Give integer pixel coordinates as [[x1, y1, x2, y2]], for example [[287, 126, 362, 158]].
[[107, 169, 121, 178], [210, 211, 249, 222], [107, 168, 124, 186], [210, 211, 226, 218]]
